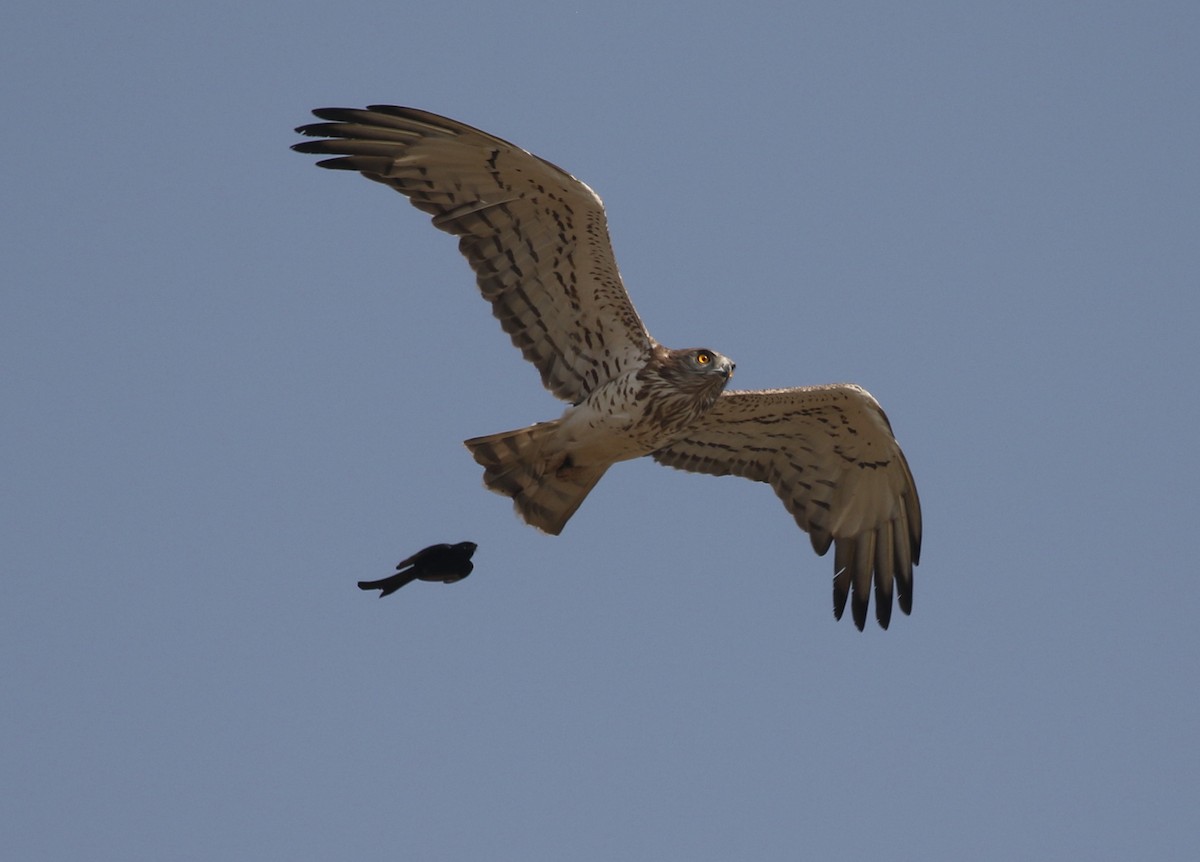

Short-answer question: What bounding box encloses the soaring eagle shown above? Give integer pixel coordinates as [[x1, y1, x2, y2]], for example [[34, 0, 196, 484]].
[[293, 106, 921, 629]]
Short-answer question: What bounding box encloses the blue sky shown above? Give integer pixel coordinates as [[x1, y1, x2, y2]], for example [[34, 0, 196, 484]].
[[4, 1, 1199, 859]]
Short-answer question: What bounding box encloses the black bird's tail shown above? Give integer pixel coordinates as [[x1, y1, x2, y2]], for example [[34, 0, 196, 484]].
[[357, 571, 417, 598]]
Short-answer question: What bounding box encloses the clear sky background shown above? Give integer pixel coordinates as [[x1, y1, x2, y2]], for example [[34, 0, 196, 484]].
[[4, 1, 1198, 859]]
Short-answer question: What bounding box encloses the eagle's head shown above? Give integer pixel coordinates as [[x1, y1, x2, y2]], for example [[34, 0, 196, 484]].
[[645, 346, 736, 422], [670, 347, 735, 384]]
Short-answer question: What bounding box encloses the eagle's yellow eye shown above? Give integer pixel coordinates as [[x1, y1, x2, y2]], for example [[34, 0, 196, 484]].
[[696, 351, 711, 365]]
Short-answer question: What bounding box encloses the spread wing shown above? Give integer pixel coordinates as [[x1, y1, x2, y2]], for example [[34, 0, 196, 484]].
[[293, 105, 654, 403], [652, 385, 922, 630]]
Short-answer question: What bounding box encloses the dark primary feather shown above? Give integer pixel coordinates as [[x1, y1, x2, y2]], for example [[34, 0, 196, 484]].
[[293, 105, 655, 404], [357, 541, 478, 597]]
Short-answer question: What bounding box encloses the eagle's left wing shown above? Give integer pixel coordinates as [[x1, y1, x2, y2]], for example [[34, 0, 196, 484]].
[[652, 385, 922, 629], [293, 106, 655, 404]]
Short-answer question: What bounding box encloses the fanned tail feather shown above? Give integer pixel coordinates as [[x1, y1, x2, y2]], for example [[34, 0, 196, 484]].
[[464, 421, 607, 535]]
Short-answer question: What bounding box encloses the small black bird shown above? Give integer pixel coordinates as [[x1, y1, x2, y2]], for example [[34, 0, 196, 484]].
[[357, 542, 478, 597]]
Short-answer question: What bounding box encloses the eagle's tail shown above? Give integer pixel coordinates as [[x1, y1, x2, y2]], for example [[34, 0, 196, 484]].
[[464, 421, 607, 536]]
